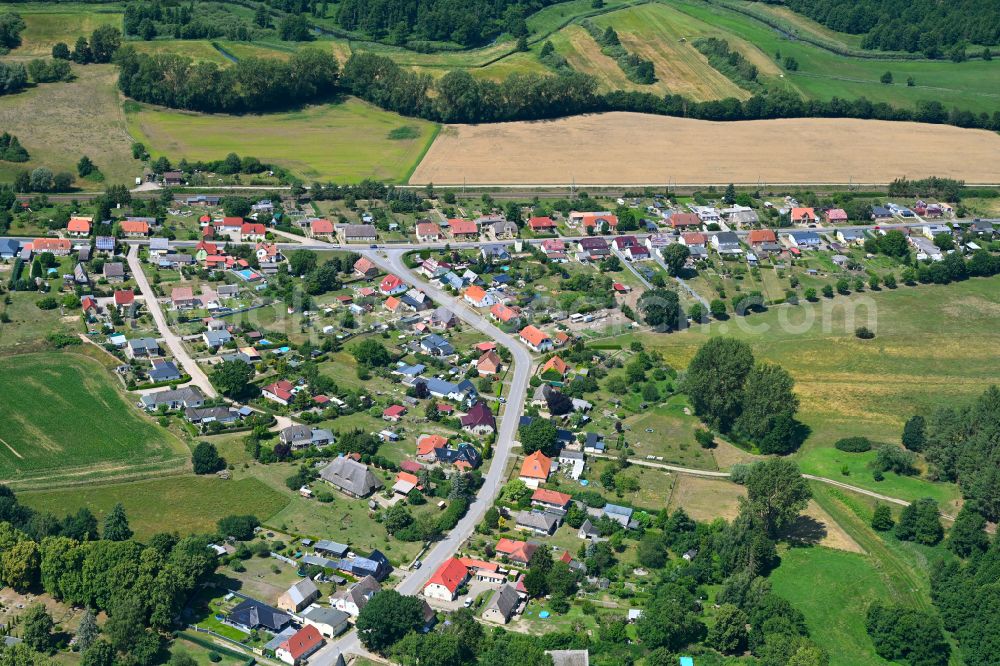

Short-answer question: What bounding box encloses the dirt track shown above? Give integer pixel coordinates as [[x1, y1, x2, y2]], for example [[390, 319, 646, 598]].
[[410, 113, 1000, 185]]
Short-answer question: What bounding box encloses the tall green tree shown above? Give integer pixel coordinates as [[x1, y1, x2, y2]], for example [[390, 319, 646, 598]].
[[734, 362, 799, 446], [102, 503, 132, 542], [744, 459, 811, 536], [355, 590, 425, 653], [20, 603, 55, 652], [684, 337, 754, 431], [946, 503, 988, 557]]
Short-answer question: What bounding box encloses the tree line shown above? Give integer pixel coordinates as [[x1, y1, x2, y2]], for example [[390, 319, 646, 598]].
[[694, 37, 761, 90], [778, 0, 1000, 54], [115, 45, 340, 113], [341, 51, 1000, 131], [580, 21, 656, 85]]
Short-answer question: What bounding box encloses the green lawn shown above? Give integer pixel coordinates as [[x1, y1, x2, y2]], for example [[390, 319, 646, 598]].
[[125, 96, 440, 184], [20, 475, 290, 540], [638, 275, 1000, 505], [0, 352, 189, 483], [0, 292, 79, 350], [770, 546, 893, 666]]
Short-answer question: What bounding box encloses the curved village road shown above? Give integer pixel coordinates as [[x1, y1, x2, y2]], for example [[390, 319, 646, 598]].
[[127, 245, 217, 398], [302, 246, 534, 665]]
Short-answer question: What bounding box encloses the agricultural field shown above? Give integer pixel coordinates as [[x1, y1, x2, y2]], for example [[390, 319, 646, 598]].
[[125, 97, 440, 184], [20, 475, 290, 541], [0, 291, 79, 350], [1, 2, 122, 57], [636, 275, 1000, 509], [0, 352, 189, 484], [411, 112, 1000, 185], [0, 64, 135, 185]]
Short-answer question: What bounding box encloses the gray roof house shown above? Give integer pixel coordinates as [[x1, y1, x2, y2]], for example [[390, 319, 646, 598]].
[[546, 650, 590, 666], [420, 334, 455, 357], [314, 540, 350, 558], [603, 504, 634, 527], [103, 262, 125, 281], [320, 457, 382, 497], [482, 584, 520, 624], [332, 575, 381, 617], [227, 597, 291, 633], [340, 224, 377, 243], [140, 386, 205, 411], [515, 510, 560, 536], [302, 606, 350, 638], [127, 337, 161, 359], [203, 330, 232, 349], [0, 239, 20, 259], [711, 231, 742, 254], [148, 359, 181, 382], [185, 406, 239, 424], [280, 425, 335, 449], [429, 307, 457, 329], [277, 577, 320, 613]]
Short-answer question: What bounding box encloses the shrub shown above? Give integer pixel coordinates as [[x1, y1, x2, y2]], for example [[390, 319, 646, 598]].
[[695, 429, 716, 449], [835, 436, 872, 453], [855, 326, 875, 339], [872, 445, 917, 475]]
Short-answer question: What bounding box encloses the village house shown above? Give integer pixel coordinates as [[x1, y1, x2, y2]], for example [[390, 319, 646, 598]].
[[747, 229, 779, 253], [103, 262, 126, 283], [711, 231, 742, 255], [490, 303, 521, 326], [171, 286, 198, 310], [528, 216, 557, 233], [382, 404, 407, 422], [463, 285, 494, 308], [531, 488, 572, 512], [148, 359, 181, 383], [541, 238, 566, 261], [332, 575, 380, 616], [836, 229, 867, 245], [67, 216, 91, 237], [576, 211, 618, 234], [482, 585, 521, 624], [519, 450, 552, 488], [262, 379, 296, 405], [340, 224, 377, 244], [354, 256, 378, 278], [448, 219, 478, 239], [277, 578, 321, 613], [461, 401, 496, 435], [540, 355, 569, 379], [490, 219, 518, 239], [420, 333, 455, 357], [319, 456, 382, 497], [429, 306, 457, 330], [140, 386, 204, 411], [790, 207, 818, 225], [824, 208, 848, 224], [558, 448, 585, 480], [416, 434, 448, 461], [310, 219, 335, 239], [576, 237, 610, 261], [202, 329, 232, 350], [519, 325, 553, 353], [495, 538, 538, 566], [433, 442, 482, 470], [119, 220, 150, 238], [516, 510, 560, 536], [127, 337, 160, 359], [279, 425, 334, 449], [276, 625, 324, 666], [782, 231, 822, 249], [727, 208, 759, 228], [255, 242, 281, 263], [476, 350, 502, 376], [416, 221, 442, 242], [423, 558, 469, 602], [227, 597, 291, 633], [668, 212, 702, 230], [380, 274, 407, 296], [301, 606, 350, 639]]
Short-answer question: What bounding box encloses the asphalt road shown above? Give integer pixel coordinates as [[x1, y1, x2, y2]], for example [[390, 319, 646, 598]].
[[126, 245, 217, 397], [292, 245, 534, 663]]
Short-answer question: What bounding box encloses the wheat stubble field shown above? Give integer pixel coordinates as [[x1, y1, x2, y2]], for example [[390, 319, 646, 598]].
[[410, 112, 1000, 185]]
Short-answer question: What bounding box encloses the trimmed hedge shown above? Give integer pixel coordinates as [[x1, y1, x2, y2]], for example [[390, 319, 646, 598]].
[[835, 436, 873, 453]]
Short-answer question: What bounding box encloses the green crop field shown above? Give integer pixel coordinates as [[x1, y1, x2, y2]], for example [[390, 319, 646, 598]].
[[638, 275, 1000, 507], [125, 97, 440, 183], [20, 475, 290, 540], [0, 352, 188, 484]]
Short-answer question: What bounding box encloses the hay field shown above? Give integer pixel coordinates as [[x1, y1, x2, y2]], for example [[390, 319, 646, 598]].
[[126, 97, 440, 183], [7, 5, 122, 57], [0, 64, 135, 185], [411, 112, 1000, 185], [0, 353, 187, 484]]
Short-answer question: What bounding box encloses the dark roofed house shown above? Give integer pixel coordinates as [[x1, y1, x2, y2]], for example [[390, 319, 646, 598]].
[[148, 359, 181, 382], [461, 401, 496, 435], [482, 584, 520, 624], [434, 442, 482, 470], [140, 386, 204, 411], [227, 597, 291, 633], [320, 457, 382, 498], [516, 510, 560, 535]]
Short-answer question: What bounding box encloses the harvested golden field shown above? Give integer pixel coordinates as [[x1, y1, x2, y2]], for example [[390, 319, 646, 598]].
[[411, 113, 1000, 185]]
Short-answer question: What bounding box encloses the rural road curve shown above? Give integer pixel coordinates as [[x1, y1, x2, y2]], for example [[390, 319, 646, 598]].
[[127, 245, 217, 398], [293, 244, 534, 663]]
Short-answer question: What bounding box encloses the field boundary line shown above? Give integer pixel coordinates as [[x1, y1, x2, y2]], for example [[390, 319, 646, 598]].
[[402, 122, 442, 185]]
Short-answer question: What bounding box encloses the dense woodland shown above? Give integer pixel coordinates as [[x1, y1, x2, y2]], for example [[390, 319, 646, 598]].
[[773, 0, 1000, 53], [334, 0, 559, 47]]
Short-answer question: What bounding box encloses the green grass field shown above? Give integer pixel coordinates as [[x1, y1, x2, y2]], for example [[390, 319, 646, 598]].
[[20, 475, 289, 540], [1, 2, 123, 57], [125, 97, 440, 183], [638, 276, 1000, 505], [770, 546, 894, 666], [0, 352, 189, 483]]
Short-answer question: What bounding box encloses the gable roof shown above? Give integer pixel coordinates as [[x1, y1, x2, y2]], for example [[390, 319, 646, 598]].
[[281, 625, 323, 660], [669, 213, 701, 228], [748, 229, 776, 244], [427, 557, 468, 594], [311, 219, 334, 234], [354, 257, 376, 274], [416, 221, 441, 237], [320, 457, 381, 496], [284, 578, 319, 605], [461, 401, 495, 429], [67, 217, 91, 233], [496, 538, 538, 562], [541, 356, 569, 376], [417, 434, 448, 456], [790, 207, 817, 220], [464, 285, 487, 303], [485, 584, 520, 618], [532, 488, 572, 507], [114, 289, 134, 306], [228, 597, 291, 632], [529, 216, 557, 229], [449, 219, 478, 235], [519, 325, 550, 347]]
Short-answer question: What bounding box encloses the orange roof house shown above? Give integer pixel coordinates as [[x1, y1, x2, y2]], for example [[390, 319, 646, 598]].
[[120, 220, 150, 236], [114, 289, 134, 307], [495, 538, 538, 565], [490, 303, 520, 323], [747, 229, 777, 245], [384, 296, 401, 312], [67, 217, 91, 235], [354, 257, 377, 277], [519, 451, 552, 486], [528, 216, 557, 231], [582, 213, 618, 232], [531, 488, 572, 510], [416, 222, 441, 241], [476, 350, 502, 376], [464, 285, 489, 307], [32, 238, 72, 254], [790, 207, 818, 223], [310, 219, 334, 235], [416, 434, 448, 458], [540, 356, 569, 378], [669, 213, 702, 229], [519, 325, 552, 352], [278, 625, 324, 664], [449, 219, 478, 237]]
